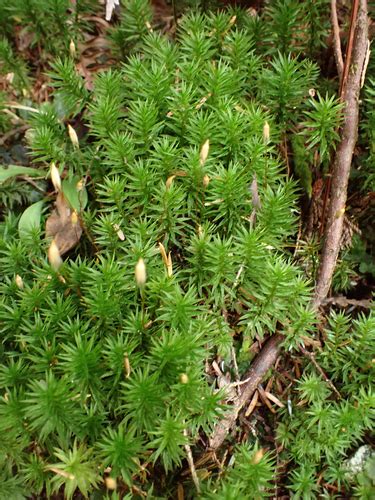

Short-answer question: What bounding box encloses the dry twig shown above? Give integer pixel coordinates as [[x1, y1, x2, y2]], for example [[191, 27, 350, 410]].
[[0, 124, 29, 146], [322, 295, 372, 309], [209, 334, 283, 450], [183, 429, 201, 494], [299, 346, 341, 399], [313, 0, 369, 308], [331, 0, 344, 81], [320, 0, 361, 235]]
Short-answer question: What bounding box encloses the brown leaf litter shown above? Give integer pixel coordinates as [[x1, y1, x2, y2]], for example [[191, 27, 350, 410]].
[[46, 192, 82, 255]]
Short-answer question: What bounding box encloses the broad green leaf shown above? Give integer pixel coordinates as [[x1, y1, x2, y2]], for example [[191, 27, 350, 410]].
[[62, 176, 88, 212], [18, 200, 45, 240], [0, 164, 42, 183]]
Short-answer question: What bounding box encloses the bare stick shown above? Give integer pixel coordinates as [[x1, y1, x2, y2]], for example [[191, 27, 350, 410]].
[[320, 0, 360, 234], [331, 0, 344, 80], [313, 0, 369, 308], [231, 346, 241, 396], [183, 429, 201, 494], [209, 334, 283, 450], [18, 175, 46, 193], [299, 346, 341, 399]]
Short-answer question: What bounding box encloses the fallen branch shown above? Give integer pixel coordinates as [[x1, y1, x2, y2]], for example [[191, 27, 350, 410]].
[[313, 0, 369, 308], [209, 334, 283, 450]]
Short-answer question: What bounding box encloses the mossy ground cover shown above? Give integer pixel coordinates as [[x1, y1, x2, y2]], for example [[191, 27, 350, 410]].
[[0, 1, 374, 498]]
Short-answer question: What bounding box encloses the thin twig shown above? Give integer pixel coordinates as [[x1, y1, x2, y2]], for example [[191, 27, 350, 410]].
[[331, 0, 344, 81], [229, 375, 257, 388], [339, 0, 360, 97], [233, 264, 244, 288], [6, 102, 40, 113], [18, 175, 46, 193], [171, 0, 177, 26], [231, 346, 241, 396], [0, 124, 29, 146], [183, 429, 200, 494], [313, 0, 369, 308], [300, 346, 341, 399]]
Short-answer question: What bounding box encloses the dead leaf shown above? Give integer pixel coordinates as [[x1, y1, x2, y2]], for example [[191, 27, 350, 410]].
[[257, 385, 276, 413], [16, 28, 35, 52], [76, 61, 95, 91], [264, 391, 285, 408], [245, 390, 259, 417], [46, 192, 82, 255]]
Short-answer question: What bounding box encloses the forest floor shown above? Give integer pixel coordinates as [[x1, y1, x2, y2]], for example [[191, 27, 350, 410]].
[[0, 1, 374, 498]]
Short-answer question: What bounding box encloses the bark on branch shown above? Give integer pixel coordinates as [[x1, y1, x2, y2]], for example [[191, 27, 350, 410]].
[[313, 0, 369, 309], [209, 334, 283, 450]]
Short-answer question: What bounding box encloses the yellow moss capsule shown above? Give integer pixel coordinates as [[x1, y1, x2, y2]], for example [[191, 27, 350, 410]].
[[67, 124, 79, 149], [104, 477, 117, 490], [69, 39, 76, 58], [48, 239, 62, 271], [135, 258, 146, 286], [124, 354, 131, 378], [263, 121, 270, 143], [15, 274, 24, 289], [71, 211, 79, 225], [199, 139, 210, 166], [50, 163, 61, 192], [252, 448, 265, 464]]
